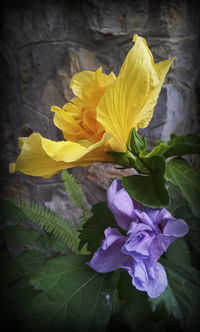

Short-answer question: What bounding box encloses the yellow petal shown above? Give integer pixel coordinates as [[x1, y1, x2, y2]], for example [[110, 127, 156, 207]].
[[70, 71, 95, 97], [97, 34, 175, 151], [52, 68, 116, 144], [9, 133, 112, 178], [51, 105, 88, 142]]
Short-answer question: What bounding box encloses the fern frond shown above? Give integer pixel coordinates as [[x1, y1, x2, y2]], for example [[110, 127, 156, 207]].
[[61, 170, 84, 209], [61, 170, 92, 228], [1, 198, 80, 253], [78, 209, 93, 230]]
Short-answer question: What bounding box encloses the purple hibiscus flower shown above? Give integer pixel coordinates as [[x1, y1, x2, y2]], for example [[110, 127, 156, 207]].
[[87, 179, 189, 298]]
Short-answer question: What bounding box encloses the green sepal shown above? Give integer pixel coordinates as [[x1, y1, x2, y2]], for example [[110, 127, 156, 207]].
[[106, 151, 131, 168], [127, 128, 147, 156]]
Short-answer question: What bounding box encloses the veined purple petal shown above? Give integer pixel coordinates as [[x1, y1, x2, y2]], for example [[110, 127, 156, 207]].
[[107, 179, 136, 230], [143, 208, 173, 225], [134, 210, 160, 235], [128, 260, 168, 298], [163, 218, 189, 237], [127, 221, 152, 235], [150, 218, 189, 260], [87, 227, 127, 273], [122, 225, 156, 261]]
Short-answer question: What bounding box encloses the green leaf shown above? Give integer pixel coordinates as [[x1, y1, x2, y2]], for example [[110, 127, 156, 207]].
[[171, 203, 200, 257], [163, 134, 200, 158], [40, 236, 71, 255], [0, 199, 27, 222], [165, 238, 191, 265], [146, 134, 200, 159], [78, 202, 117, 253], [151, 260, 200, 328], [117, 270, 152, 330], [26, 255, 113, 332], [122, 156, 169, 208], [17, 250, 47, 277], [0, 254, 24, 286], [0, 250, 48, 329], [0, 225, 40, 248], [145, 142, 170, 158], [165, 157, 200, 217]]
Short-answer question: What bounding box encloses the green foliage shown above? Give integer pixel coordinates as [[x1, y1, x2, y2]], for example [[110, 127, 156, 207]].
[[151, 259, 200, 330], [163, 134, 200, 158], [78, 202, 117, 253], [146, 134, 200, 159], [169, 201, 200, 257], [117, 271, 152, 330], [25, 255, 113, 332], [61, 170, 84, 209], [122, 156, 169, 208], [1, 131, 200, 331], [0, 250, 47, 330], [0, 199, 27, 222], [166, 157, 200, 217], [0, 198, 80, 253], [112, 132, 200, 209], [17, 250, 48, 277], [0, 225, 40, 248], [61, 170, 92, 226]]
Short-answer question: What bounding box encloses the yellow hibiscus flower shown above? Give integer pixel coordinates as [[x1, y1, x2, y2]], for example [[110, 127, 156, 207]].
[[9, 35, 175, 178]]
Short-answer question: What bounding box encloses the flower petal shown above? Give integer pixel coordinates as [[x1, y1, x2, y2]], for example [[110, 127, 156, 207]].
[[87, 227, 127, 273], [134, 210, 160, 235], [97, 34, 175, 151], [51, 105, 88, 142], [9, 132, 112, 178], [143, 208, 173, 225], [70, 71, 95, 97], [163, 218, 189, 237], [107, 179, 137, 230], [128, 260, 168, 298], [150, 218, 189, 261], [122, 226, 156, 260]]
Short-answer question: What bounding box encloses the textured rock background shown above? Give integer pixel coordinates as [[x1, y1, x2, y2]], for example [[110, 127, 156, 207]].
[[0, 0, 200, 221]]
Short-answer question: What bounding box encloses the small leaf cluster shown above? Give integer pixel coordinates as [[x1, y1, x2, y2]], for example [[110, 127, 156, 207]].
[[108, 129, 200, 217]]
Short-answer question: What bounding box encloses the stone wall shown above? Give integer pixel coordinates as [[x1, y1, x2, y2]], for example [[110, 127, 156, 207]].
[[1, 0, 200, 221]]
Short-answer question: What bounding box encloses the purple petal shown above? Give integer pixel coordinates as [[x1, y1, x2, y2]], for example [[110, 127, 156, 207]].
[[87, 227, 127, 273], [127, 221, 152, 235], [128, 260, 168, 298], [150, 236, 170, 261], [143, 208, 173, 224], [163, 218, 189, 237], [107, 179, 137, 230], [122, 224, 156, 260], [134, 210, 160, 234], [149, 218, 189, 260]]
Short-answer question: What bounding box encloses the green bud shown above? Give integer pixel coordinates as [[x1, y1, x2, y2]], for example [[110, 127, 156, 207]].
[[127, 128, 146, 156]]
